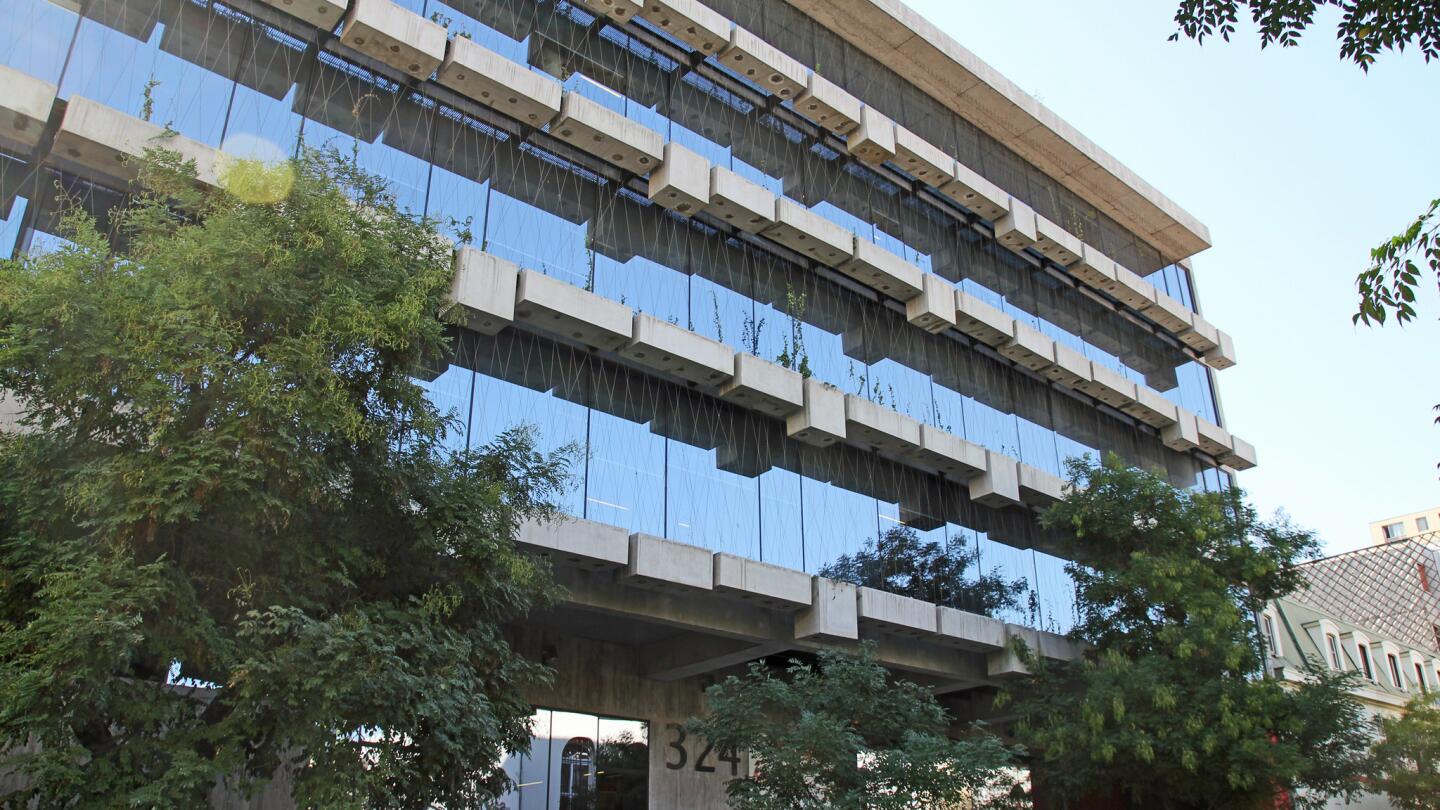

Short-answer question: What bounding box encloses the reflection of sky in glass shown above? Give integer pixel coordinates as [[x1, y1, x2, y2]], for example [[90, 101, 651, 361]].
[[4, 0, 1248, 662]]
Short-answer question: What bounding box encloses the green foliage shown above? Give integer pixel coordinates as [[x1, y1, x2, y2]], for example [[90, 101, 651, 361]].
[[691, 645, 1023, 810], [1008, 455, 1371, 810], [1169, 0, 1440, 69], [0, 147, 574, 807], [1356, 197, 1440, 327], [819, 525, 1028, 618], [774, 283, 811, 378], [1368, 693, 1440, 810]]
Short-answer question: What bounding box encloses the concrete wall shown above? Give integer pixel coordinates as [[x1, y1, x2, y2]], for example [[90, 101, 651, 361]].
[[513, 627, 742, 809]]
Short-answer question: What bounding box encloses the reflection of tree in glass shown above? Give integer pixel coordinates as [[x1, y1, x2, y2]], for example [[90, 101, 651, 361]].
[[819, 526, 1027, 616], [561, 730, 649, 810]]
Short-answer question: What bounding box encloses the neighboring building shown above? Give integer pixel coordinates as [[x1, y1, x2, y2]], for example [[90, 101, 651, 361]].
[[1369, 507, 1440, 545], [1294, 537, 1440, 657], [0, 0, 1246, 806], [1260, 596, 1440, 810]]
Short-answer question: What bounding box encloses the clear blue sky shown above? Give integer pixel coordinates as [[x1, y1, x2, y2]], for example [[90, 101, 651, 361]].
[[907, 0, 1440, 554]]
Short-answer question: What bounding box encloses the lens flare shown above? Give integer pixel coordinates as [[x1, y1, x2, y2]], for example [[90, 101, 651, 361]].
[[217, 133, 295, 204]]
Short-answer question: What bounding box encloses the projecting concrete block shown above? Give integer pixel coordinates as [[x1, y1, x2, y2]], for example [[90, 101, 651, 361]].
[[1018, 464, 1065, 508], [51, 96, 220, 188], [844, 394, 921, 454], [1034, 215, 1083, 266], [893, 126, 953, 188], [857, 587, 938, 637], [997, 321, 1056, 373], [786, 378, 846, 447], [905, 273, 957, 332], [340, 0, 446, 80], [1119, 385, 1179, 428], [989, 625, 1082, 677], [705, 166, 775, 233], [1178, 314, 1220, 353], [437, 36, 562, 127], [1099, 264, 1155, 309], [1195, 417, 1232, 457], [1162, 410, 1200, 452], [955, 291, 1015, 347], [762, 198, 853, 266], [443, 247, 517, 335], [939, 161, 1008, 221], [987, 640, 1030, 678], [550, 92, 664, 176], [1147, 289, 1193, 333], [720, 353, 804, 418], [846, 105, 895, 165], [637, 0, 731, 56], [838, 237, 924, 301], [516, 516, 629, 570], [994, 197, 1037, 255], [1219, 436, 1257, 471], [713, 553, 812, 609], [795, 71, 861, 135], [0, 65, 56, 153], [971, 451, 1021, 508], [255, 0, 347, 30], [1070, 243, 1117, 288], [514, 269, 633, 350], [623, 533, 714, 592], [936, 606, 1006, 652], [621, 314, 734, 387], [1078, 362, 1137, 409], [795, 577, 859, 641], [1040, 342, 1092, 388], [720, 27, 807, 100], [647, 141, 710, 215], [574, 0, 642, 23], [1204, 329, 1237, 370], [913, 424, 986, 482]]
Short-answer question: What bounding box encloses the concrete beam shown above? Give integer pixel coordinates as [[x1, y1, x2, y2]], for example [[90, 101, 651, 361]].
[[795, 72, 862, 136], [720, 26, 808, 100], [641, 634, 786, 681], [339, 0, 446, 80], [837, 237, 924, 301], [705, 166, 776, 233], [550, 91, 664, 176], [437, 36, 562, 127], [0, 65, 56, 154]]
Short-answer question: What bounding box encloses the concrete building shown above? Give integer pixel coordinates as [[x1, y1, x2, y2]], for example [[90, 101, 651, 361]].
[[1260, 596, 1440, 810], [0, 0, 1244, 805], [1369, 507, 1440, 544]]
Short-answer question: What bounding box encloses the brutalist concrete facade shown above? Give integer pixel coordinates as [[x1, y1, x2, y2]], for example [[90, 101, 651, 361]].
[[0, 0, 1246, 805]]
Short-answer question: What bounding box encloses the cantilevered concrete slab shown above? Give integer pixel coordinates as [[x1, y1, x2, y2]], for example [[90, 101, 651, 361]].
[[779, 0, 1211, 260]]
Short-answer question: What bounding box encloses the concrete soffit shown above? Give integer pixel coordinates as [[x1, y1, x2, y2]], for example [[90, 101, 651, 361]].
[[781, 0, 1213, 260]]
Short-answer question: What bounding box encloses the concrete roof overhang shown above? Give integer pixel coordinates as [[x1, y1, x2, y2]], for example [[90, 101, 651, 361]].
[[785, 0, 1212, 261]]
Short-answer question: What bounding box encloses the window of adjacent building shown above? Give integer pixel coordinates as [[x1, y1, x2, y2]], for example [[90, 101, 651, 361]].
[[1418, 516, 1431, 532], [1421, 563, 1432, 593], [1382, 522, 1406, 540], [1326, 634, 1341, 670], [1359, 644, 1374, 680], [1262, 614, 1278, 657], [1418, 663, 1429, 693], [1388, 654, 1404, 690]]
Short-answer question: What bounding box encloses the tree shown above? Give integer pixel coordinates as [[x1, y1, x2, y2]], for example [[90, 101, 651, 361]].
[[1170, 1, 1440, 447], [1007, 455, 1371, 810], [0, 147, 574, 806], [1367, 693, 1440, 810], [818, 525, 1028, 618], [690, 645, 1024, 810]]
